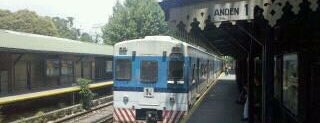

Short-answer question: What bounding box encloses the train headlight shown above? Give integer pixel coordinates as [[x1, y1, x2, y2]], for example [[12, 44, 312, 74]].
[[177, 80, 184, 84], [123, 96, 129, 104], [168, 81, 174, 84]]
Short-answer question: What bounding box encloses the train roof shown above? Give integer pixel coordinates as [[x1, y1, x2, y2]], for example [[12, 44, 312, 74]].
[[115, 36, 221, 59], [115, 36, 182, 45]]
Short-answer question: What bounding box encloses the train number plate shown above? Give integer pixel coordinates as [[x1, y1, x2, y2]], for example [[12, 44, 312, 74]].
[[144, 88, 154, 98]]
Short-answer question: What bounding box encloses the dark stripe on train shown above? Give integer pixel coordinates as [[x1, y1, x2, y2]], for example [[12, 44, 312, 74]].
[[113, 87, 188, 93]]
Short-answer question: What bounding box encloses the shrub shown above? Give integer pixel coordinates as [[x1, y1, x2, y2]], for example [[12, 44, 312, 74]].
[[77, 78, 95, 110]]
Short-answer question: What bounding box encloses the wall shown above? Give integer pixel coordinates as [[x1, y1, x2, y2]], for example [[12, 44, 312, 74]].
[[0, 53, 12, 95], [0, 52, 112, 96]]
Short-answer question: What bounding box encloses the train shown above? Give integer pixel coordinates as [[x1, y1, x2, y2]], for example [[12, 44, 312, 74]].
[[113, 36, 223, 123]]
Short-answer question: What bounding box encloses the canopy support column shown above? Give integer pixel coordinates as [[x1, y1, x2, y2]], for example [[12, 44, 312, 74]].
[[262, 27, 274, 123]]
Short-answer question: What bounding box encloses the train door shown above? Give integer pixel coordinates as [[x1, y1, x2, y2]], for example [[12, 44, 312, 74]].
[[189, 58, 195, 106], [212, 60, 215, 81], [213, 59, 216, 79], [309, 58, 320, 122], [139, 60, 159, 105]]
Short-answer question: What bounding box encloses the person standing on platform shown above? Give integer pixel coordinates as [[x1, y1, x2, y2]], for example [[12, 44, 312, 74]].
[[242, 83, 249, 121], [225, 66, 229, 76]]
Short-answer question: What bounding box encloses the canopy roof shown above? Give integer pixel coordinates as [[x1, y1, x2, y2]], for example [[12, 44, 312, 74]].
[[159, 0, 261, 58], [0, 30, 113, 56]]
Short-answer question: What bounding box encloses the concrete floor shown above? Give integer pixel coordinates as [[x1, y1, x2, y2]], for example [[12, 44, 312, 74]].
[[187, 74, 247, 123]]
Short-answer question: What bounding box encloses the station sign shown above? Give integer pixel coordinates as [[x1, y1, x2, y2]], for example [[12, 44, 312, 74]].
[[168, 0, 255, 29], [210, 1, 254, 22]]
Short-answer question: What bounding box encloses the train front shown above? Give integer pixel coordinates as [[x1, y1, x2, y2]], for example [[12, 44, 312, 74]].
[[113, 36, 188, 123]]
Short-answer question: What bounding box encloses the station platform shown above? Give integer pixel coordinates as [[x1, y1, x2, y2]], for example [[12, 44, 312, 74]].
[[187, 74, 246, 123], [0, 81, 113, 105]]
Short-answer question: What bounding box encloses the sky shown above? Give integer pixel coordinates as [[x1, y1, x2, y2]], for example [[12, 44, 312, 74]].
[[0, 0, 126, 35]]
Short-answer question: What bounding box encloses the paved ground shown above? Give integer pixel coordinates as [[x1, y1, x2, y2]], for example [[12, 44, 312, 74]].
[[187, 74, 246, 123]]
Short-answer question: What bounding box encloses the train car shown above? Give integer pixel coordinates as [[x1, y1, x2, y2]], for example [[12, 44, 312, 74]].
[[113, 36, 223, 123]]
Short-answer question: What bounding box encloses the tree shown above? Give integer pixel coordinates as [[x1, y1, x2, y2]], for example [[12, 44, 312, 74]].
[[0, 9, 95, 42], [0, 9, 11, 17], [80, 32, 93, 42], [66, 17, 74, 27], [102, 0, 169, 45], [77, 78, 95, 110], [52, 17, 95, 42], [52, 17, 80, 40], [0, 9, 59, 36]]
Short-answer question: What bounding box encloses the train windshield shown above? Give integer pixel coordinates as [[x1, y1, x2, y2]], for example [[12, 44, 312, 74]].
[[168, 60, 184, 80], [140, 61, 158, 82], [115, 59, 132, 80]]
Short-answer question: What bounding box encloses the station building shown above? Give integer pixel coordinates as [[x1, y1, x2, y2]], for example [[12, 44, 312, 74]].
[[0, 30, 113, 97], [160, 0, 320, 123]]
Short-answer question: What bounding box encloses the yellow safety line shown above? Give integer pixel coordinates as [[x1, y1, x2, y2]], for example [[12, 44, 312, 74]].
[[0, 81, 113, 105], [180, 73, 224, 123]]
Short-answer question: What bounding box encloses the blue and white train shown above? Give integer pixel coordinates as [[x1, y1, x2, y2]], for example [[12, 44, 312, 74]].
[[113, 36, 223, 123]]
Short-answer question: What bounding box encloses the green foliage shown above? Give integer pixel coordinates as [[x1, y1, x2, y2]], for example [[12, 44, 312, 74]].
[[52, 17, 94, 42], [77, 78, 95, 110], [0, 9, 94, 42], [80, 32, 93, 42], [0, 9, 59, 36], [0, 9, 11, 17], [51, 17, 80, 40], [102, 0, 169, 45]]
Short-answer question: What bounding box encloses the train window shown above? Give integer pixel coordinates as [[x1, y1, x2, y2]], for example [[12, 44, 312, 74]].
[[168, 60, 184, 80], [115, 59, 131, 80], [282, 54, 298, 115], [192, 64, 196, 83], [140, 61, 158, 82], [201, 64, 204, 78]]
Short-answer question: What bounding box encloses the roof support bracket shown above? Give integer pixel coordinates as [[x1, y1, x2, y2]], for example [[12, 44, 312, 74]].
[[237, 25, 263, 46], [13, 54, 24, 65]]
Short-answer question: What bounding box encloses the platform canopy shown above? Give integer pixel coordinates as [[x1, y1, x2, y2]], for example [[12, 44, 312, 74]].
[[0, 30, 113, 56], [159, 0, 320, 58]]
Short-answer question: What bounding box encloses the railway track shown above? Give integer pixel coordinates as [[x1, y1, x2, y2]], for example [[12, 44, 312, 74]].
[[54, 100, 113, 123]]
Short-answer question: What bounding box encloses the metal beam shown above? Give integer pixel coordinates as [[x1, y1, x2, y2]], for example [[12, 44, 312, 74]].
[[237, 25, 264, 46], [262, 27, 274, 123], [248, 39, 255, 123], [219, 26, 250, 53], [13, 54, 24, 65], [197, 33, 223, 55]]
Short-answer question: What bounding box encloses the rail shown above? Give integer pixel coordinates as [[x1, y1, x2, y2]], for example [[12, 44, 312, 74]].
[[12, 95, 113, 123], [54, 101, 113, 123]]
